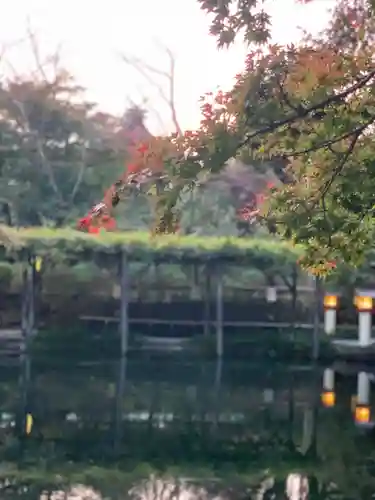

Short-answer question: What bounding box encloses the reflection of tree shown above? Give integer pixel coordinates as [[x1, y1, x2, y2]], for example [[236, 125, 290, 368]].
[[130, 476, 215, 500], [2, 360, 375, 498], [113, 355, 127, 455]]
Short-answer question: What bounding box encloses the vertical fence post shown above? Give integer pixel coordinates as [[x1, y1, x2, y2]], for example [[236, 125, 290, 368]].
[[203, 264, 211, 336], [312, 276, 322, 360], [21, 257, 36, 349], [215, 265, 223, 358], [119, 250, 129, 356], [21, 266, 28, 340]]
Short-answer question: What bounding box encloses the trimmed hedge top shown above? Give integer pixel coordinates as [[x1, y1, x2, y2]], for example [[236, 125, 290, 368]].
[[0, 226, 302, 268]]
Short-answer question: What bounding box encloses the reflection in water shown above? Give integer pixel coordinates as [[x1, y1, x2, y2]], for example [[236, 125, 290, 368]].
[[0, 354, 375, 498], [285, 474, 308, 500]]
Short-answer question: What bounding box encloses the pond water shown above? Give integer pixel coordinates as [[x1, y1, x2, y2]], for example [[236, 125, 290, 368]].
[[0, 353, 374, 499]]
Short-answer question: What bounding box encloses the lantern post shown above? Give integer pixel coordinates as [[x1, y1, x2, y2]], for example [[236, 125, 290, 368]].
[[266, 286, 277, 303], [323, 293, 339, 335], [355, 291, 373, 347], [354, 371, 372, 427], [321, 368, 335, 408]]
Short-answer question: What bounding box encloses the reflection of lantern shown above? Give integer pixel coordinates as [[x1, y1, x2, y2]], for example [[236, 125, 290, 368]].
[[354, 372, 372, 426], [321, 368, 335, 408], [35, 256, 42, 272], [25, 413, 33, 435], [266, 286, 277, 303], [355, 292, 373, 347], [112, 285, 121, 299], [323, 294, 339, 335], [321, 391, 335, 408], [263, 388, 274, 404], [355, 405, 370, 425]]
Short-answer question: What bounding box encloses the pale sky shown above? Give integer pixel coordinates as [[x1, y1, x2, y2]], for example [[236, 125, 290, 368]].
[[0, 0, 336, 134]]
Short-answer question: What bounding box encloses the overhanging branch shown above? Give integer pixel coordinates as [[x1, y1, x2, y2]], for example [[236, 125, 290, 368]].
[[240, 69, 375, 148]]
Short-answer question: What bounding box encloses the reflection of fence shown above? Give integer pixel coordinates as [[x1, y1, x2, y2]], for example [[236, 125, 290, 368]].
[[80, 315, 315, 329], [0, 357, 369, 500], [1, 357, 320, 462]]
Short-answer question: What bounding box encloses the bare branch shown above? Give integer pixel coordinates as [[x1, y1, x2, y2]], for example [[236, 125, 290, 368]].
[[26, 18, 49, 83], [119, 46, 182, 136], [70, 140, 87, 203], [129, 93, 168, 133], [164, 46, 181, 136]]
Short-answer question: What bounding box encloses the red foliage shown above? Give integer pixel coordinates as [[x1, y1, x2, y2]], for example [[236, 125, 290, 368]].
[[137, 143, 149, 154], [77, 135, 164, 233], [101, 215, 117, 231], [127, 163, 138, 174], [237, 205, 260, 221], [77, 216, 92, 230]]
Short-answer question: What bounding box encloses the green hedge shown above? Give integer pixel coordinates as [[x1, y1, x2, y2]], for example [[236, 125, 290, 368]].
[[0, 226, 302, 268]]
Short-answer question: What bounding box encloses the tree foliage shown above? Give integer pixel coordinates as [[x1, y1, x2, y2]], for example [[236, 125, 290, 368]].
[[0, 41, 124, 227], [150, 0, 375, 274]]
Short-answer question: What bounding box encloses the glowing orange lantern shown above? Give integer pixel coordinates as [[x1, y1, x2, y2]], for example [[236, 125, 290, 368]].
[[355, 405, 370, 424], [355, 296, 373, 312], [324, 295, 338, 310], [321, 391, 335, 408]]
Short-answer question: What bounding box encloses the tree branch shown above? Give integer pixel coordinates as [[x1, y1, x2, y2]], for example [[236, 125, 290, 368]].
[[26, 19, 49, 82], [240, 68, 375, 148], [119, 46, 182, 136], [1, 31, 91, 209], [70, 140, 87, 203], [4, 92, 62, 199], [278, 115, 375, 160], [317, 128, 363, 200]]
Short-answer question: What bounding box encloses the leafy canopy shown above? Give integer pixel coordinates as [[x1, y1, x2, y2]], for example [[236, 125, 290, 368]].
[[149, 0, 375, 275], [0, 45, 125, 227]]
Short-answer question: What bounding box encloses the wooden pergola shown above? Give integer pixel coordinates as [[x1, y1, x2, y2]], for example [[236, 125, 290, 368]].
[[0, 226, 302, 357]]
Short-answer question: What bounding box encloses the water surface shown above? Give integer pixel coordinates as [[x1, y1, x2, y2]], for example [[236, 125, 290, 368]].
[[0, 354, 374, 499]]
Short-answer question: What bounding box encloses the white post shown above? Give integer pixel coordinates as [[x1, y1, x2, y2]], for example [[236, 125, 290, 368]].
[[324, 309, 336, 335], [266, 286, 277, 303], [263, 388, 274, 404], [357, 371, 370, 406], [355, 292, 373, 347], [359, 312, 372, 347], [323, 368, 334, 392]]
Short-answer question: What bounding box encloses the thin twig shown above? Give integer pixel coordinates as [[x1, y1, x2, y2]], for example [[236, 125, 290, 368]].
[[119, 46, 182, 136]]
